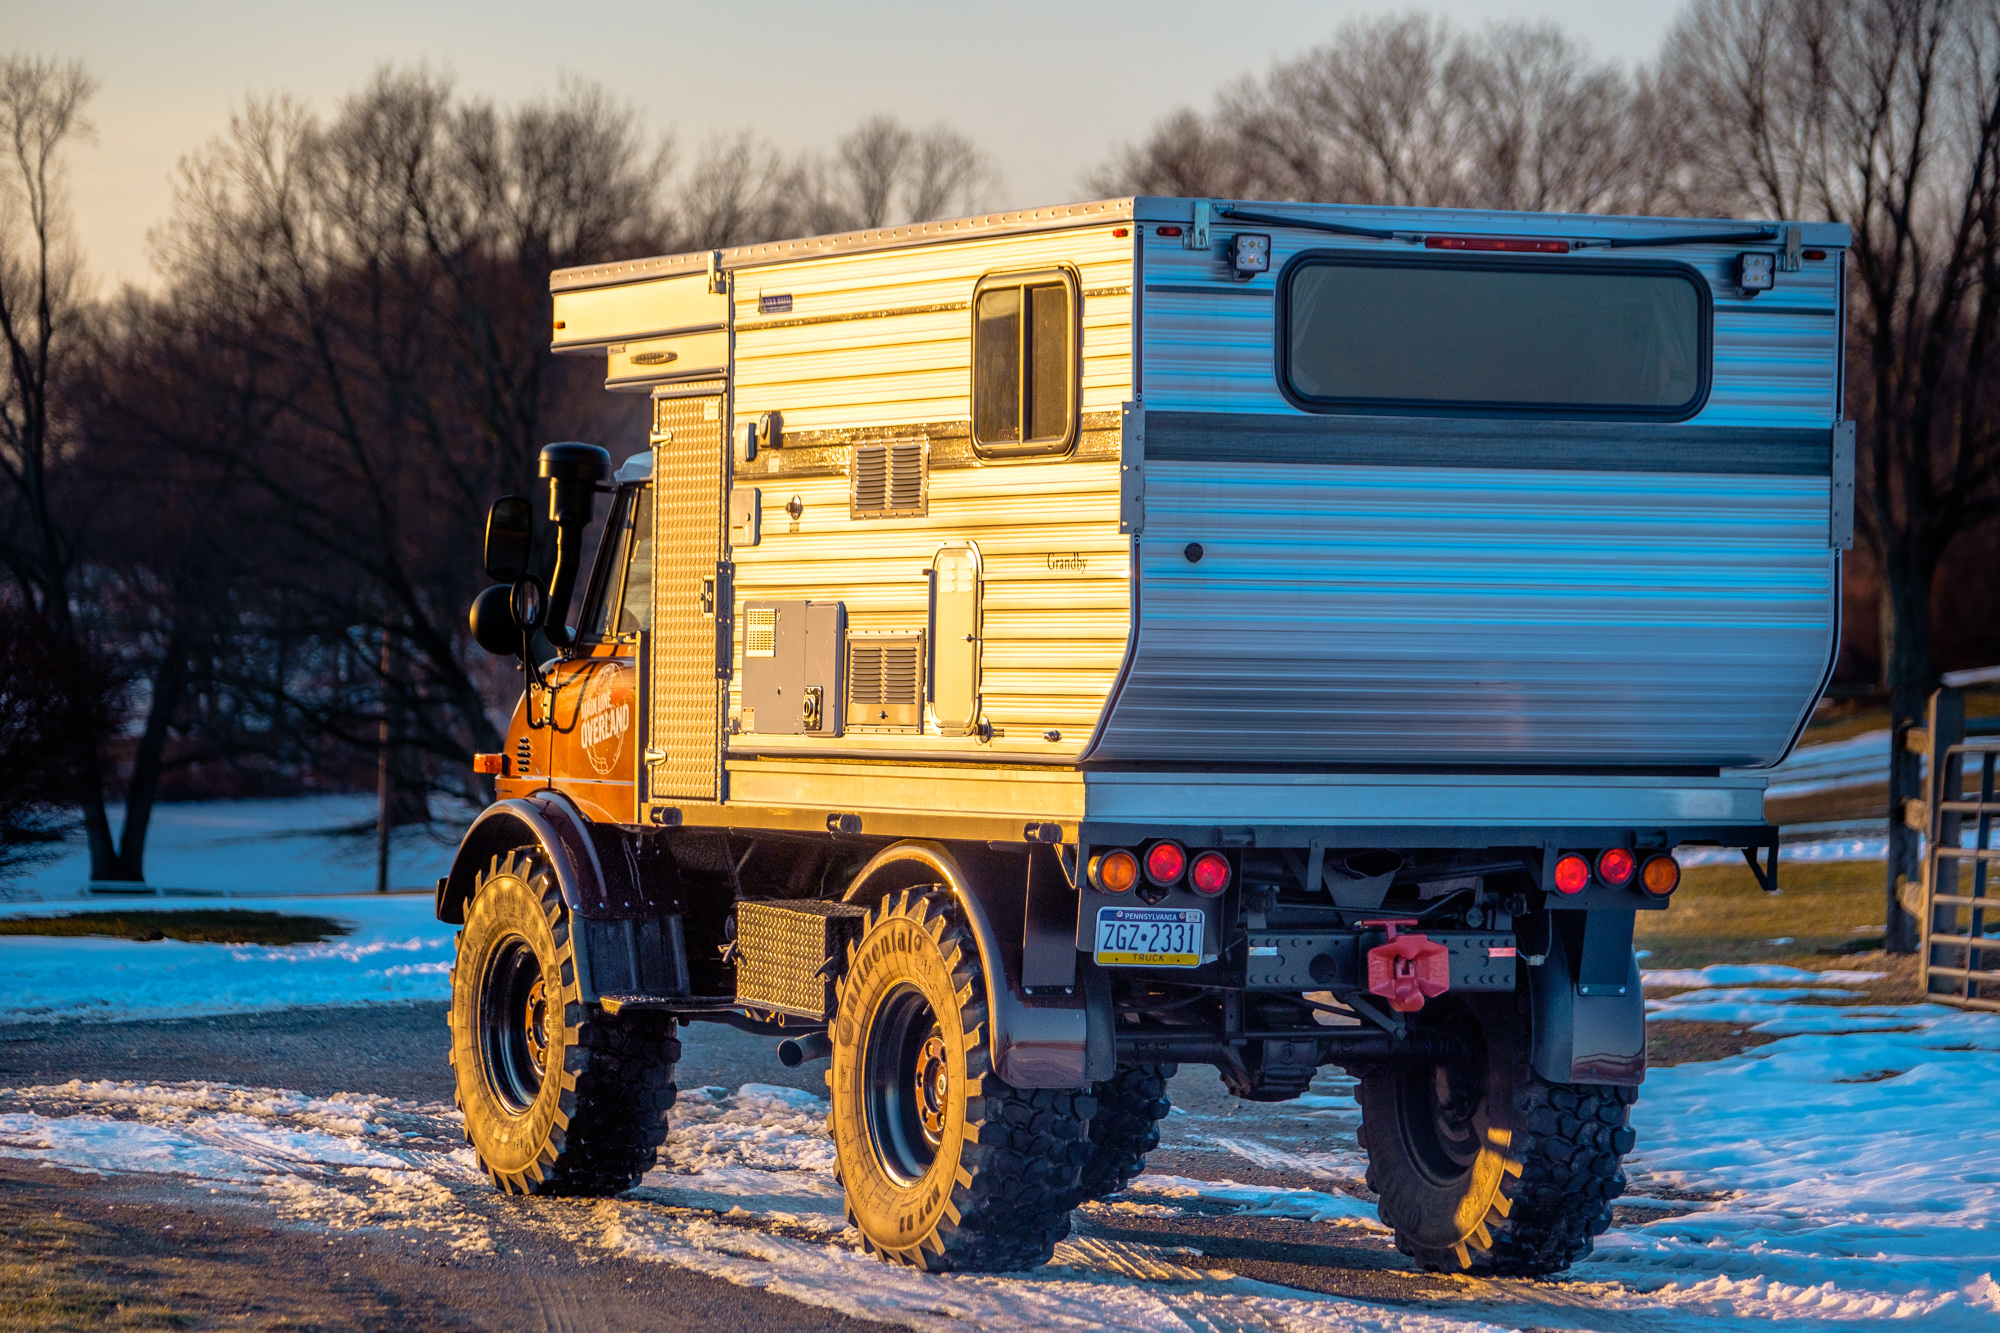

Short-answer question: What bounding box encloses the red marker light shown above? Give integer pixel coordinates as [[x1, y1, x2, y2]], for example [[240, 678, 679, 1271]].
[[1641, 854, 1681, 897], [1597, 848, 1637, 888], [1145, 841, 1187, 886], [1423, 235, 1570, 253], [1189, 851, 1231, 896], [1157, 225, 1183, 237], [1553, 854, 1591, 895], [1092, 849, 1139, 893]]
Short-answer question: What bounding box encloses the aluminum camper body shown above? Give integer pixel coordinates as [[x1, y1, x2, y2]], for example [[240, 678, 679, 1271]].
[[537, 196, 1848, 851]]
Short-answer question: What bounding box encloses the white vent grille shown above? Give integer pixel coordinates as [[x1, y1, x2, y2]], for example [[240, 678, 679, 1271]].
[[847, 634, 924, 730], [744, 607, 777, 658], [852, 439, 927, 517]]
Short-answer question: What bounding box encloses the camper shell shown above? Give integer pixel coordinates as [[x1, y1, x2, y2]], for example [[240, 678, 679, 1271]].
[[439, 196, 1850, 1277]]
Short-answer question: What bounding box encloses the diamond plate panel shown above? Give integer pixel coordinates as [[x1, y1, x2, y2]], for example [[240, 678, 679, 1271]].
[[651, 393, 727, 803]]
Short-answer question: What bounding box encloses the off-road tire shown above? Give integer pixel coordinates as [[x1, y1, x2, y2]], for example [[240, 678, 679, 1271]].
[[1358, 993, 1634, 1276], [448, 849, 679, 1195], [1073, 1062, 1177, 1204], [828, 888, 1096, 1271]]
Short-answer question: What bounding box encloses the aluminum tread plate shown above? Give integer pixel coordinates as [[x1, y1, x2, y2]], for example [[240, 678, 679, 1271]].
[[651, 394, 726, 802]]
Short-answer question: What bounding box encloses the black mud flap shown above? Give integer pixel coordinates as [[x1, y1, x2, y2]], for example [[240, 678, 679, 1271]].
[[1527, 909, 1646, 1087]]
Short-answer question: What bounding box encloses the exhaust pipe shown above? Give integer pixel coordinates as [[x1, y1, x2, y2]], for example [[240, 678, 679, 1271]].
[[776, 1030, 833, 1067]]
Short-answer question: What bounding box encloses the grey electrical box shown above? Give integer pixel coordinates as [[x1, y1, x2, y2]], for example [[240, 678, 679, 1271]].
[[740, 600, 844, 736]]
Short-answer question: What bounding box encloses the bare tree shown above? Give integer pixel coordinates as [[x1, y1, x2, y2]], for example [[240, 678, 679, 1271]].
[[0, 55, 133, 878], [1084, 107, 1260, 198], [796, 116, 999, 234], [1085, 16, 1643, 214], [1657, 0, 2000, 950]]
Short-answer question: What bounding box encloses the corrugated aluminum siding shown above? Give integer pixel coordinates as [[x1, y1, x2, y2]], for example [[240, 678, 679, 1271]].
[[725, 227, 1134, 761], [1102, 203, 1842, 769]]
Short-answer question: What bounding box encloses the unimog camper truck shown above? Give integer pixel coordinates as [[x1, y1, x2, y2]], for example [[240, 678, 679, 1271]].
[[442, 196, 1850, 1276]]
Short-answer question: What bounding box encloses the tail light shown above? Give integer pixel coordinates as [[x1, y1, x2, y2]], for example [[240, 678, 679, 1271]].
[[1091, 849, 1139, 894], [1641, 854, 1681, 897], [1596, 848, 1637, 888], [1145, 840, 1187, 886], [1189, 851, 1231, 896], [1553, 853, 1590, 895]]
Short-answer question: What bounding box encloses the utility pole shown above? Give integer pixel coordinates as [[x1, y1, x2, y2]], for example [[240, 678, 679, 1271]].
[[376, 631, 393, 895]]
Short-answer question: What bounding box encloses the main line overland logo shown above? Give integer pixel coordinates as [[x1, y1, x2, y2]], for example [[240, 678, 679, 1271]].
[[578, 662, 633, 776]]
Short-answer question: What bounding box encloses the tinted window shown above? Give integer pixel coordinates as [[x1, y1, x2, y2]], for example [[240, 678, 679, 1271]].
[[974, 287, 1020, 444], [973, 271, 1076, 454], [1282, 256, 1706, 417]]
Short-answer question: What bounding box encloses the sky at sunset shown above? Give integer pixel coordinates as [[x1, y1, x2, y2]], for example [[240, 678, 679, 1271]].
[[5, 1, 1676, 290]]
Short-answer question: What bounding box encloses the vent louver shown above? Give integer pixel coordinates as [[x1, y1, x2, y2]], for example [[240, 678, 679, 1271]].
[[847, 633, 924, 730], [852, 439, 927, 517], [744, 607, 777, 658]]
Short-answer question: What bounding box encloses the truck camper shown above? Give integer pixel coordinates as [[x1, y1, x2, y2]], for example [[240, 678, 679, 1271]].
[[442, 196, 1850, 1276]]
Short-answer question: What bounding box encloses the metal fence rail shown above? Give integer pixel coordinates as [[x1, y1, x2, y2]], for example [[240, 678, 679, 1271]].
[[1918, 687, 2000, 1009]]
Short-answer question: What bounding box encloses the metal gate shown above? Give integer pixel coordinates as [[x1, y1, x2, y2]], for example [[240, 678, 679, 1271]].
[[647, 389, 730, 807], [1915, 688, 2000, 1008]]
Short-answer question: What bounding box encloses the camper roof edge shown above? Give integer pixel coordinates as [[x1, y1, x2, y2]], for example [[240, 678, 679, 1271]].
[[548, 196, 1852, 295], [549, 198, 1140, 294]]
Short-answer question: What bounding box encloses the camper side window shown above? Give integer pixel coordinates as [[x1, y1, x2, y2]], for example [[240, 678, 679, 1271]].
[[972, 269, 1077, 456]]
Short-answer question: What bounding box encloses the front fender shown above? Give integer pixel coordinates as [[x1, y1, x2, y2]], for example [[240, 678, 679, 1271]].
[[842, 840, 1108, 1090], [437, 794, 685, 1003]]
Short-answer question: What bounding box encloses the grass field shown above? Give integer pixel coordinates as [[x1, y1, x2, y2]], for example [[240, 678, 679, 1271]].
[[0, 910, 352, 946], [1634, 859, 1890, 971]]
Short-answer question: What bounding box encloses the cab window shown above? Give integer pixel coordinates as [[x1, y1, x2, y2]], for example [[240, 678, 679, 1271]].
[[578, 487, 651, 642]]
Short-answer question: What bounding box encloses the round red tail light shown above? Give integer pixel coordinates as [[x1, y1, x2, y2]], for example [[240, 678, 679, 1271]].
[[1553, 853, 1591, 895], [1091, 849, 1139, 893], [1145, 841, 1187, 886], [1189, 851, 1231, 896], [1596, 848, 1637, 888], [1641, 854, 1681, 897]]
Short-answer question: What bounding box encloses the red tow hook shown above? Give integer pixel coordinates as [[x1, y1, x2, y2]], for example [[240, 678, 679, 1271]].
[[1361, 918, 1451, 1014]]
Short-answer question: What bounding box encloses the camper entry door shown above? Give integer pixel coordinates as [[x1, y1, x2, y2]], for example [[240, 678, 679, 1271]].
[[646, 389, 730, 809]]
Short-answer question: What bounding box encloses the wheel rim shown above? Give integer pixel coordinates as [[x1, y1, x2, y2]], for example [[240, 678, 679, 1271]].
[[481, 934, 549, 1114], [863, 983, 949, 1185], [1394, 1001, 1489, 1186]]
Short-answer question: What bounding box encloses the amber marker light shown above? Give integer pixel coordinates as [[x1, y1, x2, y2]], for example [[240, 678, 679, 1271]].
[[1189, 851, 1231, 896], [1145, 840, 1187, 886], [472, 753, 504, 775], [1553, 853, 1591, 896], [1597, 848, 1638, 888], [1641, 854, 1682, 897], [1091, 849, 1139, 893]]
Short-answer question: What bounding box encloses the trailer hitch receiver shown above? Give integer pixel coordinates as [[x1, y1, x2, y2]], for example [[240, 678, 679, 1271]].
[[1362, 918, 1451, 1013]]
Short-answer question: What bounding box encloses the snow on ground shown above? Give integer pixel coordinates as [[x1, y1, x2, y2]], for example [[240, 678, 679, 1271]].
[[0, 893, 452, 1024], [4, 971, 1999, 1330], [2, 796, 463, 901]]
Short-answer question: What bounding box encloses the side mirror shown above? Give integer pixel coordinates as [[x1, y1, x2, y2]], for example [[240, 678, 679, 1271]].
[[484, 495, 534, 582], [469, 584, 522, 657]]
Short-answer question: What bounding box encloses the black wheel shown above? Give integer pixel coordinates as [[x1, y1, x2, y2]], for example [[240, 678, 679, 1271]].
[[448, 849, 680, 1195], [1073, 1062, 1177, 1204], [1358, 994, 1635, 1275], [828, 888, 1096, 1271]]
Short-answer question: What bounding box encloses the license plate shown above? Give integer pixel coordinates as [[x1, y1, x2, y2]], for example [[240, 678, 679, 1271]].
[[1094, 907, 1205, 967]]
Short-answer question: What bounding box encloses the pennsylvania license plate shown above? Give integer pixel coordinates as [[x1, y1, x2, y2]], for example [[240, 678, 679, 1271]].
[[1094, 906, 1205, 967]]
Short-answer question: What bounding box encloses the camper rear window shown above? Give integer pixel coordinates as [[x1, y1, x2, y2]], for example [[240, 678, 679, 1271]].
[[1279, 254, 1709, 419], [972, 269, 1077, 456]]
